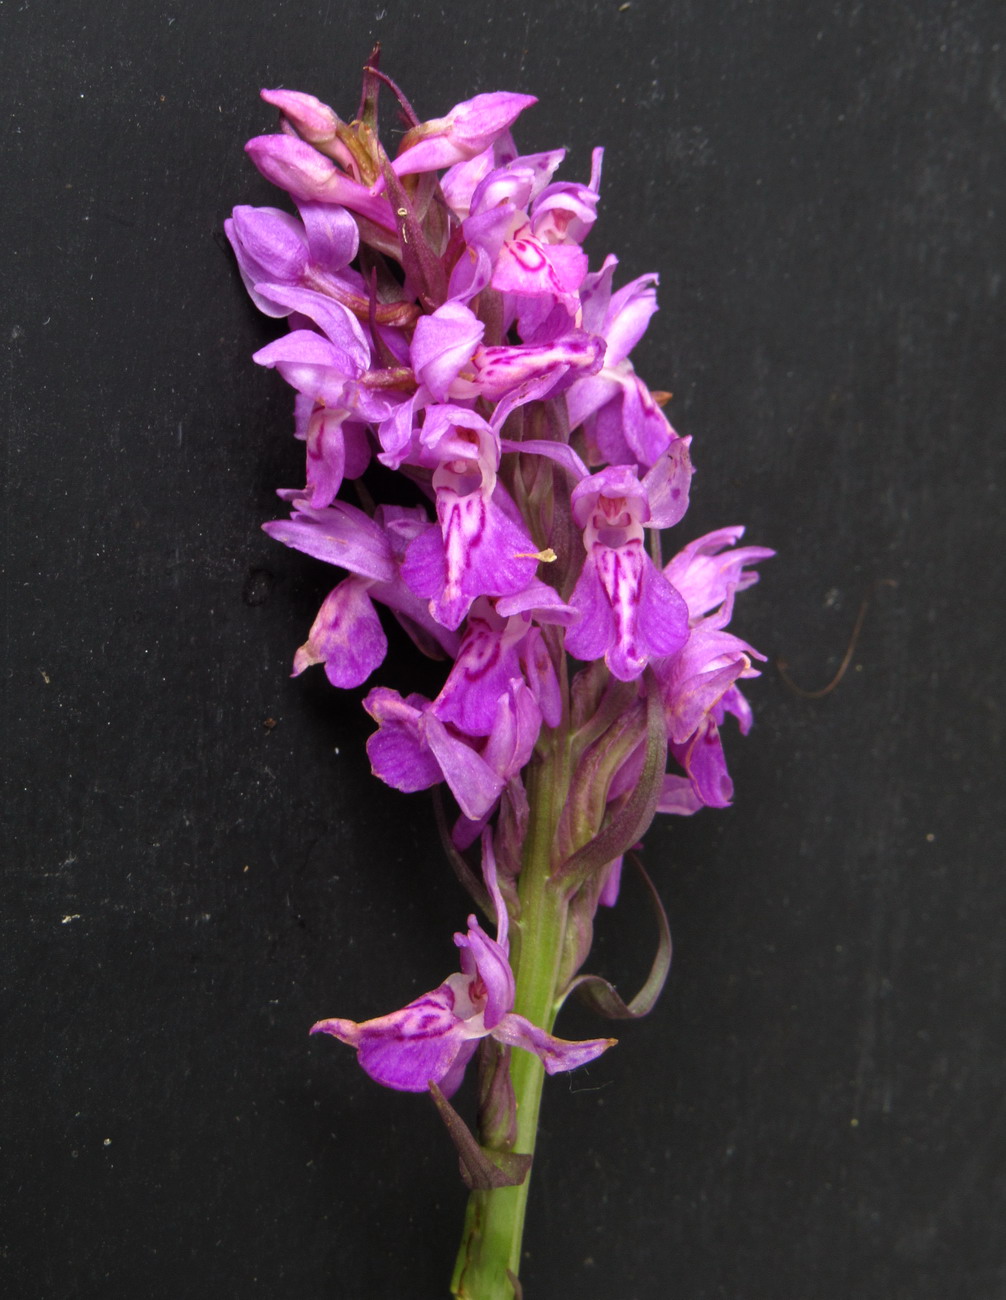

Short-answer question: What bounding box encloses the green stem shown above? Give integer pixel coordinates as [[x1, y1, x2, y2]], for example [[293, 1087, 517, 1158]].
[[450, 739, 571, 1299]]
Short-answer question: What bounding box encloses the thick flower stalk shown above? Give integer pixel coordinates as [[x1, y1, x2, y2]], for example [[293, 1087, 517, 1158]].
[[230, 52, 772, 1300]]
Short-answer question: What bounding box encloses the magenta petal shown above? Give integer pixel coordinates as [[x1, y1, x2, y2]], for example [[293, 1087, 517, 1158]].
[[530, 173, 600, 245], [643, 437, 693, 529], [570, 464, 648, 526], [246, 133, 340, 198], [665, 657, 751, 745], [364, 689, 443, 794], [595, 543, 653, 680], [664, 527, 775, 622], [260, 88, 342, 146], [226, 205, 308, 315], [567, 542, 688, 682], [341, 421, 372, 480], [293, 576, 387, 689], [656, 774, 704, 816], [253, 329, 360, 406], [411, 302, 484, 401], [634, 555, 691, 661], [598, 856, 624, 908], [601, 544, 687, 680], [447, 241, 494, 303], [565, 371, 620, 435], [246, 134, 396, 230], [304, 409, 347, 508], [254, 283, 370, 371], [565, 556, 616, 664], [490, 369, 567, 432], [440, 143, 498, 215], [437, 1038, 480, 1098], [297, 200, 359, 270], [720, 684, 754, 735], [522, 631, 563, 728], [432, 624, 521, 737], [418, 402, 496, 461], [263, 500, 394, 582], [619, 371, 676, 467], [400, 523, 447, 600], [450, 491, 539, 611], [455, 918, 514, 1030], [311, 984, 467, 1092], [496, 580, 578, 625], [423, 716, 505, 821], [468, 149, 565, 218], [657, 621, 762, 741], [603, 273, 660, 362], [404, 487, 538, 632], [499, 438, 589, 483], [252, 328, 352, 372], [672, 719, 734, 808], [480, 682, 542, 784], [578, 254, 617, 332], [473, 332, 603, 401], [376, 390, 423, 469], [491, 1013, 615, 1074]]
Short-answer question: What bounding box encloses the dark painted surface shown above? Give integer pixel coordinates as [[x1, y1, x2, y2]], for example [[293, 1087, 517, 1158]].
[[3, 3, 1003, 1296]]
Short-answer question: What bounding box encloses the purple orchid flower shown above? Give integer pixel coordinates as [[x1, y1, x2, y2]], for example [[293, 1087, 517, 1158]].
[[566, 258, 677, 467], [364, 674, 547, 825], [409, 301, 486, 401], [659, 686, 754, 815], [311, 836, 614, 1095], [363, 687, 507, 820], [564, 458, 693, 682], [469, 325, 604, 401], [251, 284, 424, 503], [264, 498, 458, 687], [225, 200, 361, 318], [296, 407, 372, 510], [251, 291, 373, 409], [655, 527, 773, 814], [528, 147, 604, 246], [410, 298, 603, 405], [400, 406, 541, 631], [431, 597, 564, 738], [444, 150, 567, 313], [226, 206, 313, 317], [493, 226, 589, 330]]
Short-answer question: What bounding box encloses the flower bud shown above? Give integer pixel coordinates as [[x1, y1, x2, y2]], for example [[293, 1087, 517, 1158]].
[[393, 92, 537, 176]]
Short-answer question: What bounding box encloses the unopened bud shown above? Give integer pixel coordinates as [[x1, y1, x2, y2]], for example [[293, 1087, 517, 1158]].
[[393, 92, 537, 177], [261, 88, 356, 170]]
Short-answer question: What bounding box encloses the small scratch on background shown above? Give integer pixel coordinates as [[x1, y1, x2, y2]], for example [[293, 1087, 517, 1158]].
[[515, 11, 533, 80]]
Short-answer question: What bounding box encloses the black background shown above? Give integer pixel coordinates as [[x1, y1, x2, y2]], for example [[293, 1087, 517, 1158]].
[[4, 3, 1004, 1297]]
